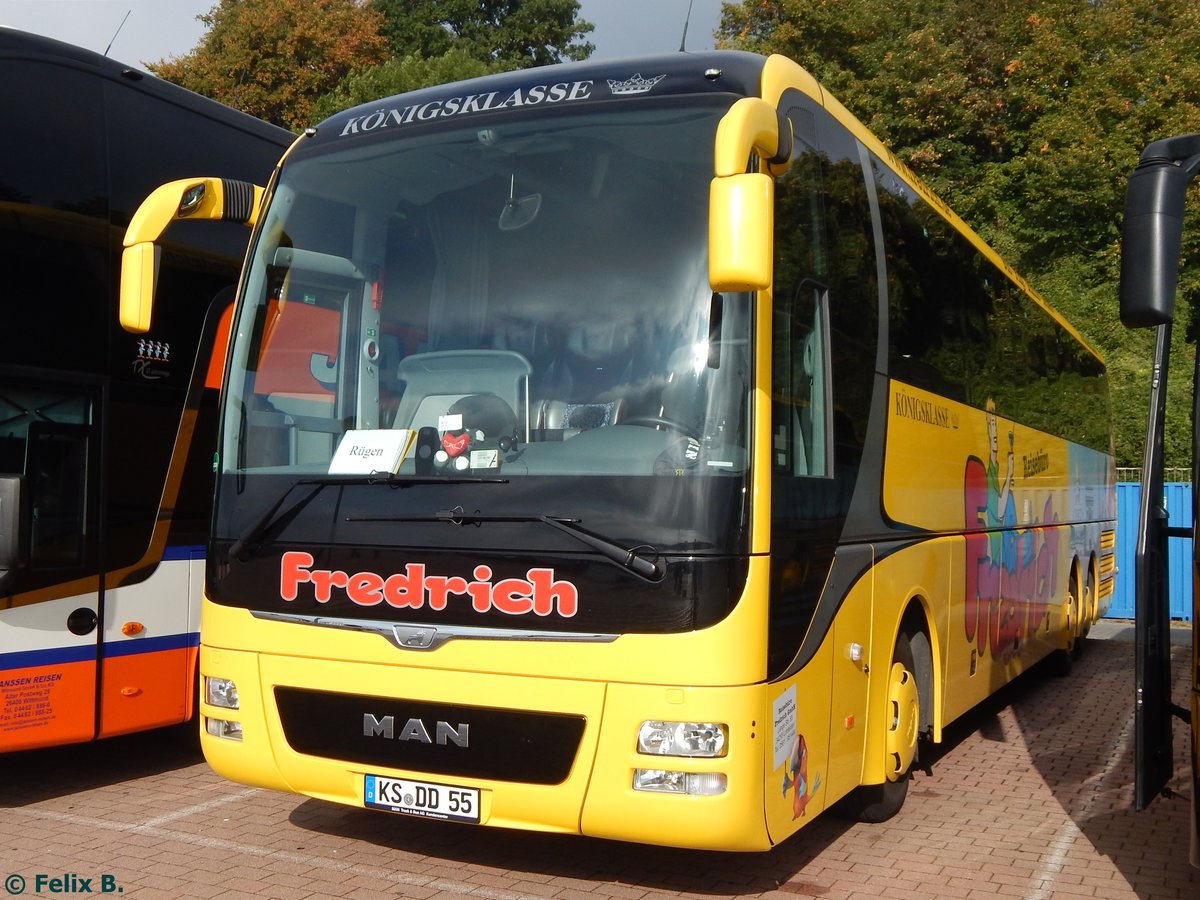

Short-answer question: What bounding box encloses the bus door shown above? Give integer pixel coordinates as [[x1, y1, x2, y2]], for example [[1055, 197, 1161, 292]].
[[0, 380, 102, 752]]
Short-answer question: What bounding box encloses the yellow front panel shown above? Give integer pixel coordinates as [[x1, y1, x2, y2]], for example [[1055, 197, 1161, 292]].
[[269, 654, 605, 834], [582, 682, 771, 851], [202, 642, 606, 834], [200, 641, 779, 849], [199, 556, 779, 851], [761, 638, 836, 845]]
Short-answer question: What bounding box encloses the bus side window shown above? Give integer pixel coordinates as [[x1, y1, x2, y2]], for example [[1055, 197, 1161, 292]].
[[0, 387, 97, 584], [771, 108, 833, 480], [773, 283, 831, 478]]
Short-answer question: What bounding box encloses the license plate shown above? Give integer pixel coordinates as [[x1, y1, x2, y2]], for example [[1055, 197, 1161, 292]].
[[364, 774, 480, 824]]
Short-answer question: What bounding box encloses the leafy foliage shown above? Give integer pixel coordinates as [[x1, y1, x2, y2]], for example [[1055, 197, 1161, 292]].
[[719, 0, 1200, 467], [368, 0, 595, 67], [309, 49, 505, 122], [149, 0, 388, 131]]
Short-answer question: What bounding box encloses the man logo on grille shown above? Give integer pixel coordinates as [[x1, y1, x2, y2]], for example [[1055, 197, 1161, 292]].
[[363, 713, 469, 747]]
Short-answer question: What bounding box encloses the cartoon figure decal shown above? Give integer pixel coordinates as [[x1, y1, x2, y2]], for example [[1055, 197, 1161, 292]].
[[781, 733, 821, 819], [983, 397, 1016, 561], [772, 685, 822, 820], [963, 399, 1060, 661]]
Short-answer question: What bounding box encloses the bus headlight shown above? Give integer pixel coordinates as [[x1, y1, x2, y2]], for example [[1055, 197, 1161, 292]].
[[636, 720, 727, 757], [632, 769, 727, 796], [205, 676, 240, 709], [205, 717, 243, 741]]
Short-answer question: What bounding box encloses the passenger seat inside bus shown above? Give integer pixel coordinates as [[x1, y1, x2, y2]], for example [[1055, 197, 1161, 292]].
[[392, 349, 532, 439], [529, 321, 640, 436]]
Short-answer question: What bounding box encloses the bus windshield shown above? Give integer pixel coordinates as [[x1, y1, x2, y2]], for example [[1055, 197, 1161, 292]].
[[212, 97, 752, 632]]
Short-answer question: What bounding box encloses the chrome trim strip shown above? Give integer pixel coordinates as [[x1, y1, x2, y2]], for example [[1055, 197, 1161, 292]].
[[251, 611, 619, 650]]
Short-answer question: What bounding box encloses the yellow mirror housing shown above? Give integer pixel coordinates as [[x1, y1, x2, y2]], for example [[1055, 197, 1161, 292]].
[[119, 242, 161, 333], [708, 98, 790, 293], [119, 177, 265, 333], [709, 173, 774, 292], [713, 98, 791, 178]]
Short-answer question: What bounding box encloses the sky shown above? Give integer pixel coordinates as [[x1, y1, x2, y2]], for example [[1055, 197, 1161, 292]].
[[0, 0, 724, 70]]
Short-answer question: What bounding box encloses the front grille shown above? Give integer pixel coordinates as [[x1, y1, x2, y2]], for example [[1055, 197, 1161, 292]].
[[275, 686, 586, 784]]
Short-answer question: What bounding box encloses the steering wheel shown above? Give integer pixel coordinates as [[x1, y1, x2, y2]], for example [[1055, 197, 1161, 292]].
[[623, 415, 700, 440]]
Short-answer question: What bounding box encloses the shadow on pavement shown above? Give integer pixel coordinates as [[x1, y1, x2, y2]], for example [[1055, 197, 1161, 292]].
[[0, 722, 202, 807], [286, 633, 1197, 896]]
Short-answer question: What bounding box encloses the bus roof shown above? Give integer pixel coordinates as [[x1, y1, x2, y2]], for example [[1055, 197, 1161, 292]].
[[0, 27, 294, 146], [312, 50, 768, 145]]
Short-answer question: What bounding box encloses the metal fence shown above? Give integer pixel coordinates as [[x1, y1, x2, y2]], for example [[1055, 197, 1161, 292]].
[[1115, 467, 1192, 483], [1109, 481, 1193, 621]]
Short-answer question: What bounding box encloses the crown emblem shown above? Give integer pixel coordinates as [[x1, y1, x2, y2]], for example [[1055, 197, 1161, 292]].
[[607, 73, 666, 95]]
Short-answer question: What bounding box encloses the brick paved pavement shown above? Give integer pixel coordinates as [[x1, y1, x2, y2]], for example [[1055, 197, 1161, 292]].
[[1, 628, 1196, 899]]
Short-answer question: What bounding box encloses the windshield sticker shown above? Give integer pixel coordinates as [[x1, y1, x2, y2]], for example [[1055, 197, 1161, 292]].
[[338, 81, 596, 137], [329, 429, 417, 475], [336, 71, 669, 138], [279, 551, 579, 617], [133, 339, 171, 381]]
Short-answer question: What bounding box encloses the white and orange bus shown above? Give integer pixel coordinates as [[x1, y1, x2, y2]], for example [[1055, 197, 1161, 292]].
[[0, 29, 291, 753], [120, 50, 1114, 849]]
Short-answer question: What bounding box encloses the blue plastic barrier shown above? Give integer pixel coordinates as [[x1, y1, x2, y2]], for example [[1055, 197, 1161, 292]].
[[1110, 482, 1193, 621]]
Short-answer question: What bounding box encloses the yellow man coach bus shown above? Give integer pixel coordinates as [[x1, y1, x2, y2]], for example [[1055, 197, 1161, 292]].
[[119, 51, 1114, 850]]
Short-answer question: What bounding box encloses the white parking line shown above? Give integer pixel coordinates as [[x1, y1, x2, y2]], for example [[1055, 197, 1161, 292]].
[[12, 804, 541, 900]]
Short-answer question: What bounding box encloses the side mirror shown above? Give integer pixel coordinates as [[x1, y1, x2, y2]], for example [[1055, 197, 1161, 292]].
[[709, 98, 791, 292], [0, 474, 29, 595], [709, 173, 774, 291], [1119, 133, 1200, 328], [120, 177, 265, 334], [119, 242, 162, 333]]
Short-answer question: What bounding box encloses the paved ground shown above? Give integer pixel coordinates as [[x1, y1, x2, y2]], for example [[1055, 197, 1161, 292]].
[[1, 623, 1196, 900]]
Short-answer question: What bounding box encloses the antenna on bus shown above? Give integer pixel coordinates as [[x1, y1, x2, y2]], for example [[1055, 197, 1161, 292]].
[[104, 9, 131, 57], [679, 0, 695, 52]]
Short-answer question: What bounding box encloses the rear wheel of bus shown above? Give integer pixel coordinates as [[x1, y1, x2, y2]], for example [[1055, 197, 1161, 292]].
[[1050, 567, 1083, 676]]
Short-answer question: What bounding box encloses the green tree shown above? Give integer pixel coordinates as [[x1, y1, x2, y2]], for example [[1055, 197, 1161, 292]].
[[718, 0, 1200, 468], [150, 0, 388, 131], [369, 0, 594, 67], [310, 49, 504, 122]]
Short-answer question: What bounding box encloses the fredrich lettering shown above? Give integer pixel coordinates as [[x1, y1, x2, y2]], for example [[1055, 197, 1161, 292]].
[[279, 551, 579, 617]]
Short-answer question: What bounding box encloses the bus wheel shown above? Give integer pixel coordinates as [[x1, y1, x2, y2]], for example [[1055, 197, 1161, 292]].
[[1049, 573, 1079, 676], [843, 635, 920, 823], [1073, 569, 1096, 660]]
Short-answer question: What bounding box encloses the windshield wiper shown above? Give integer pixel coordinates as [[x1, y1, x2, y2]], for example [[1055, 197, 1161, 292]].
[[351, 507, 665, 582], [228, 474, 508, 561], [228, 478, 334, 561]]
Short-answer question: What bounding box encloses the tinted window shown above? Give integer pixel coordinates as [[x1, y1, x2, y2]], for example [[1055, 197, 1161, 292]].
[[0, 59, 108, 374], [875, 155, 1108, 450]]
